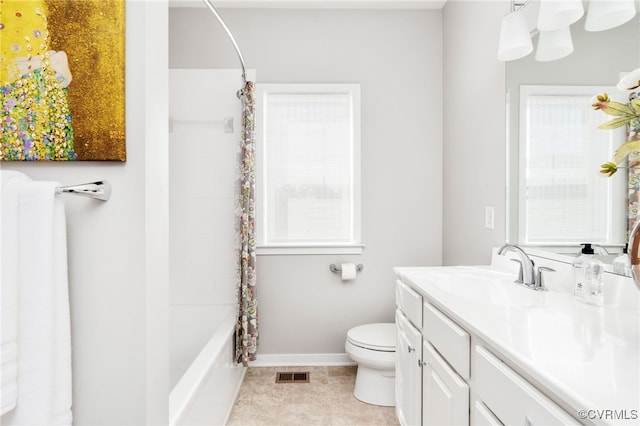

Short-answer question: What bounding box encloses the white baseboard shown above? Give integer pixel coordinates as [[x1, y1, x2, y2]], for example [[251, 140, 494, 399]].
[[249, 353, 356, 367]]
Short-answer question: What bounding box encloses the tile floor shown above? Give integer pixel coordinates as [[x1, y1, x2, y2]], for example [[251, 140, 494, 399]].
[[226, 366, 400, 425]]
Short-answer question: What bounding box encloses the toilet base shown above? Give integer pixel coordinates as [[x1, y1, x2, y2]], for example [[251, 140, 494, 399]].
[[353, 364, 395, 407]]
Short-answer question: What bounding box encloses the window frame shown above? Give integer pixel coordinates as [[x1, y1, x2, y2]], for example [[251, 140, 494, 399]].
[[254, 83, 363, 255]]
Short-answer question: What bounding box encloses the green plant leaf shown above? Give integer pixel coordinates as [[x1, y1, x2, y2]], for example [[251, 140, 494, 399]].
[[598, 116, 634, 129], [613, 140, 640, 164], [598, 100, 634, 116]]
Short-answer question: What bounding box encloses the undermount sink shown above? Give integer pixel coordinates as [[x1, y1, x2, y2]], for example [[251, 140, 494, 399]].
[[426, 267, 544, 307]]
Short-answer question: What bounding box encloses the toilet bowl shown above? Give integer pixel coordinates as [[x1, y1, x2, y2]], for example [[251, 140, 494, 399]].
[[345, 323, 396, 407]]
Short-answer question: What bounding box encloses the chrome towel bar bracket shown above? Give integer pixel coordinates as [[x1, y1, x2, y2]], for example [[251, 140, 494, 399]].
[[56, 180, 111, 201]]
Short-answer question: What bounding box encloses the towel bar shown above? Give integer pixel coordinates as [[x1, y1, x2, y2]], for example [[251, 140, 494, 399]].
[[56, 180, 111, 201]]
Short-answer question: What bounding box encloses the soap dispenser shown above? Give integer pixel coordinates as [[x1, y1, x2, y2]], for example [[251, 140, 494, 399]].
[[573, 243, 604, 306], [613, 245, 631, 277]]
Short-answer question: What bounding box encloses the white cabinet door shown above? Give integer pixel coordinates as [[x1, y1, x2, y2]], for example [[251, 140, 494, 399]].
[[422, 341, 469, 426], [396, 310, 422, 426]]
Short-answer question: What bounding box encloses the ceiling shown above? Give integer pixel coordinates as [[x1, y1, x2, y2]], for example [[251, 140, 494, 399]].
[[169, 0, 449, 9]]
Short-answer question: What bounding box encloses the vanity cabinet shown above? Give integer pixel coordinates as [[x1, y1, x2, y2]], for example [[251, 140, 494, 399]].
[[395, 274, 581, 426]]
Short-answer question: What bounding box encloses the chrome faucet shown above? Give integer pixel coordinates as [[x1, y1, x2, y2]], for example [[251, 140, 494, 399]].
[[498, 244, 554, 291], [498, 244, 536, 286]]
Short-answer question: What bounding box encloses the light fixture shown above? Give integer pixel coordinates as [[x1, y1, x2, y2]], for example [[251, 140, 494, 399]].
[[537, 0, 584, 32], [585, 0, 637, 32], [497, 0, 638, 62], [498, 1, 534, 61], [535, 27, 574, 61]]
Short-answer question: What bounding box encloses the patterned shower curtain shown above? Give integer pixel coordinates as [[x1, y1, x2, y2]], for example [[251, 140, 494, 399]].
[[235, 80, 258, 365], [627, 91, 640, 241]]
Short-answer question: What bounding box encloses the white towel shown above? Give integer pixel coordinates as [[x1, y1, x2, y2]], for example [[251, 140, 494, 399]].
[[0, 171, 29, 416], [1, 176, 73, 426]]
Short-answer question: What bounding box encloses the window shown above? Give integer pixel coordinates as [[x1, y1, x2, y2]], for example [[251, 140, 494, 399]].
[[255, 84, 362, 254], [518, 85, 626, 247]]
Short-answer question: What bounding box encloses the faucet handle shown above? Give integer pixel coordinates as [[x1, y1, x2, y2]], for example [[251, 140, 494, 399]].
[[510, 259, 525, 284], [535, 266, 555, 291]]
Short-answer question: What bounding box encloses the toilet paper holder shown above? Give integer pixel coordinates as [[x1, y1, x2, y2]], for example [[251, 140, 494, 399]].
[[329, 263, 364, 273]]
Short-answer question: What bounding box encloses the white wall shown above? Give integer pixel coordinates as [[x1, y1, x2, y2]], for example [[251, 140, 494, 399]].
[[1, 1, 169, 424], [169, 8, 443, 356], [442, 0, 508, 266]]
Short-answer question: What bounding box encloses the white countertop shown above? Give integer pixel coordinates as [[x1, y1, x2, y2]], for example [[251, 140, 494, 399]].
[[394, 264, 640, 426]]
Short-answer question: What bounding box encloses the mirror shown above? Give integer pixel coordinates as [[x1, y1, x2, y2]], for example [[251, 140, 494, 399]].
[[506, 13, 640, 272], [506, 12, 640, 275]]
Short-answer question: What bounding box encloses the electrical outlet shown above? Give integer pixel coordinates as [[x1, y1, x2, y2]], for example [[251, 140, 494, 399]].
[[485, 206, 495, 230]]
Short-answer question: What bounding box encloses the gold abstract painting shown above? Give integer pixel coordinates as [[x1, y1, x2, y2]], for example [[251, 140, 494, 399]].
[[0, 0, 126, 161]]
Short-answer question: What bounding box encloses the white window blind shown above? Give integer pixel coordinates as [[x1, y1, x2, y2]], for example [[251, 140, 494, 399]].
[[519, 85, 626, 246], [256, 84, 361, 254]]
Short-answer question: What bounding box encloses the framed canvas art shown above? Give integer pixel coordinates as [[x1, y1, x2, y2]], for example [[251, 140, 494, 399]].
[[0, 0, 126, 161]]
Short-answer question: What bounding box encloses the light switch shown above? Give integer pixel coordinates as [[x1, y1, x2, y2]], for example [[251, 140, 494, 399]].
[[485, 206, 495, 230]]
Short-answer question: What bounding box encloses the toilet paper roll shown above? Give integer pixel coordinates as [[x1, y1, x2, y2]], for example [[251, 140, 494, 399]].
[[341, 263, 357, 281]]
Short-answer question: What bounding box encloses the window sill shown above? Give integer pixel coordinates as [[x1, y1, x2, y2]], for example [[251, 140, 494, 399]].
[[256, 244, 364, 256]]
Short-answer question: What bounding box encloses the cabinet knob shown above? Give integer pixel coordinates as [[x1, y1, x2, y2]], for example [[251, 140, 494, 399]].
[[408, 346, 415, 353], [418, 359, 424, 367]]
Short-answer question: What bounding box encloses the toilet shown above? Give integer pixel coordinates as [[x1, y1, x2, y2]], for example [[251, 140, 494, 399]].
[[345, 323, 396, 406]]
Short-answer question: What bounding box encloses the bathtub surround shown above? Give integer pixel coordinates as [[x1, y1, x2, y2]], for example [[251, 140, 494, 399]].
[[168, 68, 256, 423], [169, 69, 256, 393]]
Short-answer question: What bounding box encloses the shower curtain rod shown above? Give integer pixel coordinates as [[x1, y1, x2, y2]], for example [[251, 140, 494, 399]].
[[201, 0, 247, 84]]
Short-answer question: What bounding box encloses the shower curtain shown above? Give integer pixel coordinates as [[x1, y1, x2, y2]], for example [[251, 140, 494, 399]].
[[235, 80, 258, 365]]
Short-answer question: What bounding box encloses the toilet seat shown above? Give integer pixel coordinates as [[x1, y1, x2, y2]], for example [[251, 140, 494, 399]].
[[347, 323, 395, 352]]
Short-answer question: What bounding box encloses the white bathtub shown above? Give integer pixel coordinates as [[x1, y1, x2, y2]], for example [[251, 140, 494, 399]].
[[169, 305, 246, 426]]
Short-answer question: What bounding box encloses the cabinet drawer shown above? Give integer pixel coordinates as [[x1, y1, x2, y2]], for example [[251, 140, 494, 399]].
[[423, 302, 470, 379], [396, 279, 422, 329], [475, 346, 580, 426]]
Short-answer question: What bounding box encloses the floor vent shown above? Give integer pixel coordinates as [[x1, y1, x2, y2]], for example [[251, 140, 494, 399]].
[[275, 371, 310, 384]]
